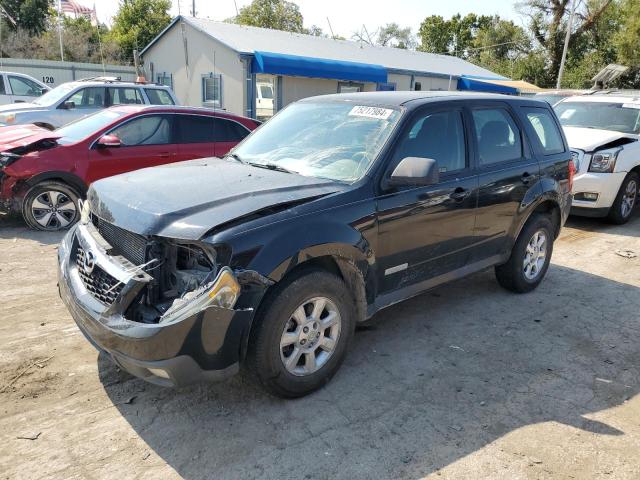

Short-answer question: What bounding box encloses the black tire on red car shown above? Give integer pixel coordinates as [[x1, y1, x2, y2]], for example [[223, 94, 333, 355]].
[[22, 181, 81, 231], [248, 268, 356, 398]]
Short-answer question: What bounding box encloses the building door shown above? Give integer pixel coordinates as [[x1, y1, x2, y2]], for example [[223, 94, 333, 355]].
[[338, 81, 364, 93], [256, 74, 276, 122]]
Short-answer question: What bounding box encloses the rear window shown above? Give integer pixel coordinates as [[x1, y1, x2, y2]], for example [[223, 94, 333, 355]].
[[145, 88, 175, 105], [522, 107, 565, 155]]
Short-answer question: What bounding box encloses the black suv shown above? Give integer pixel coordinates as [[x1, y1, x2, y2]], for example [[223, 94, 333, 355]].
[[58, 92, 573, 397]]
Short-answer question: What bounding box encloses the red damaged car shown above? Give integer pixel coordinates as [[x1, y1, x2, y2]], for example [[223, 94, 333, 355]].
[[0, 105, 259, 230]]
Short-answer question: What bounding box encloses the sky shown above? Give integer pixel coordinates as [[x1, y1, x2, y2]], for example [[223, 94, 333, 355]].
[[88, 0, 526, 38]]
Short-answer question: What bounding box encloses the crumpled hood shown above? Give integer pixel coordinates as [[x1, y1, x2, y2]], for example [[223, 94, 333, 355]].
[[563, 126, 639, 152], [0, 102, 47, 114], [88, 158, 345, 239], [0, 124, 58, 151]]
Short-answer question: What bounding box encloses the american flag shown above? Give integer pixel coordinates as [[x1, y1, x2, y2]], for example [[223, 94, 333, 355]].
[[59, 0, 93, 15]]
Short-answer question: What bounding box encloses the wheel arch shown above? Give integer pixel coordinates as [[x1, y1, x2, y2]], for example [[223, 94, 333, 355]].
[[24, 171, 88, 197]]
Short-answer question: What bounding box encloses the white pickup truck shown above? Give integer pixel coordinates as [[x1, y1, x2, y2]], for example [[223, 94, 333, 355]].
[[555, 95, 640, 224], [0, 71, 49, 105]]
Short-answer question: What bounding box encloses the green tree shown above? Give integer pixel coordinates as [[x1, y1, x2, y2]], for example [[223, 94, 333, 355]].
[[377, 23, 416, 49], [232, 0, 305, 33], [110, 0, 171, 61], [1, 0, 51, 34], [518, 0, 615, 86], [613, 0, 640, 66]]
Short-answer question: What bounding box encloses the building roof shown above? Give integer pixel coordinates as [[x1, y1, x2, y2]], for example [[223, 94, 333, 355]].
[[141, 16, 506, 81]]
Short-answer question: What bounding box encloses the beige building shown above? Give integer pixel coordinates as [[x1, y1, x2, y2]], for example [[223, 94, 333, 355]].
[[141, 16, 508, 121]]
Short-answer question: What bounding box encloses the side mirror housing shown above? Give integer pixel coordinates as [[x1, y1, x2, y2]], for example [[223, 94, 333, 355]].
[[388, 157, 439, 187], [60, 101, 75, 110], [96, 134, 121, 148]]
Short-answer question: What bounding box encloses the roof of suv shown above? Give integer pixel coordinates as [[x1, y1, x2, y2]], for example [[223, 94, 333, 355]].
[[558, 95, 640, 104], [105, 104, 255, 120], [301, 91, 548, 107], [67, 78, 171, 89]]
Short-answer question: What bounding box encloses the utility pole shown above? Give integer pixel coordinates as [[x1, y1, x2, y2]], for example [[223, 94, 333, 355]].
[[556, 0, 577, 89], [0, 3, 18, 68], [191, 0, 196, 17], [57, 0, 64, 61]]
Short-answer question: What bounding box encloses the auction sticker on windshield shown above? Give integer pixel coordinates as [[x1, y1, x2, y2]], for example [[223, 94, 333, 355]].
[[349, 106, 394, 120]]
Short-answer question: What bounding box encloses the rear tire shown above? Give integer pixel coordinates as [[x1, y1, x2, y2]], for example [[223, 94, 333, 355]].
[[607, 172, 638, 225], [248, 268, 356, 398], [22, 181, 80, 231], [495, 214, 554, 293]]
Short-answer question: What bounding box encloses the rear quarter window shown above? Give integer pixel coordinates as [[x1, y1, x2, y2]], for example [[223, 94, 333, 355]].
[[145, 88, 175, 105], [522, 107, 565, 155]]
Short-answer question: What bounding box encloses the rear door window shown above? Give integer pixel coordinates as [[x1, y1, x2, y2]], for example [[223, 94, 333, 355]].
[[214, 118, 250, 142], [178, 115, 215, 143], [145, 88, 175, 105], [522, 107, 565, 155], [108, 87, 144, 106], [110, 115, 172, 146], [471, 108, 523, 166]]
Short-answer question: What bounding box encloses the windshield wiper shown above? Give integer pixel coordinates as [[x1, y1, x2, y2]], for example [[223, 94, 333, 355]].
[[225, 152, 246, 164], [247, 161, 298, 174]]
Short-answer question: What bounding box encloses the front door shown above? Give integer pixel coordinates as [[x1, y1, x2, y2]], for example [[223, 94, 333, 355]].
[[6, 75, 45, 104], [86, 114, 177, 184], [58, 87, 106, 126], [376, 106, 479, 295], [468, 103, 541, 261]]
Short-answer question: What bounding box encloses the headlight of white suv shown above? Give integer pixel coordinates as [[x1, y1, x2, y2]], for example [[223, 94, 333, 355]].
[[589, 148, 621, 173]]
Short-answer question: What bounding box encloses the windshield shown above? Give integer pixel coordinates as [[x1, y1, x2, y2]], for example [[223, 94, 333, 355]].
[[231, 101, 402, 182], [535, 94, 567, 106], [56, 110, 128, 144], [32, 83, 77, 106], [555, 101, 640, 134]]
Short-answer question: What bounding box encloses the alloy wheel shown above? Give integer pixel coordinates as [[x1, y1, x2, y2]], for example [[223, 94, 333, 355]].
[[31, 190, 77, 230], [523, 229, 547, 281], [621, 179, 637, 219], [280, 296, 342, 376]]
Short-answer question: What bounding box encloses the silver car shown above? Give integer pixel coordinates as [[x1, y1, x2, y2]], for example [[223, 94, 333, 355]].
[[0, 71, 50, 105], [0, 77, 177, 130]]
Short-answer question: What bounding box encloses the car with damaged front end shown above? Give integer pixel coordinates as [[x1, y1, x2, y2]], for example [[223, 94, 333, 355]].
[[58, 92, 573, 397]]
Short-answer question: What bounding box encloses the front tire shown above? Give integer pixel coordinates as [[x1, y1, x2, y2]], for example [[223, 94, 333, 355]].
[[495, 214, 554, 293], [248, 269, 356, 398], [607, 172, 638, 225], [22, 181, 80, 231]]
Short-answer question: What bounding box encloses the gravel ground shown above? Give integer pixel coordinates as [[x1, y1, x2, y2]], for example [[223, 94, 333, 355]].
[[1, 211, 639, 480]]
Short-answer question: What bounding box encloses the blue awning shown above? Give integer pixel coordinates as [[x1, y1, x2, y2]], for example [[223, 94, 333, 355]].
[[252, 51, 387, 83], [457, 76, 519, 95]]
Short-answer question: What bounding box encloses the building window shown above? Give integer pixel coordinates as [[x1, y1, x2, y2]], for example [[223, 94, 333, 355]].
[[338, 81, 364, 93], [156, 73, 172, 88], [202, 73, 222, 108], [414, 81, 422, 91]]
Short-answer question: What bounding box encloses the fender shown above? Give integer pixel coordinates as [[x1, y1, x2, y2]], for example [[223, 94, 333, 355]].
[[510, 179, 563, 248], [24, 171, 88, 196]]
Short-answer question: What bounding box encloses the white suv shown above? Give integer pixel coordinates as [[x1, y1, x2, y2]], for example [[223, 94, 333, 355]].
[[555, 95, 640, 224], [0, 77, 177, 130], [0, 72, 50, 105]]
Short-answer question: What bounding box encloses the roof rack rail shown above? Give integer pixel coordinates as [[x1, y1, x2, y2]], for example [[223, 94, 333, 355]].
[[77, 76, 124, 83]]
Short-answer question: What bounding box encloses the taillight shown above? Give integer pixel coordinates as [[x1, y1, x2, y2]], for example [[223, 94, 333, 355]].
[[568, 159, 576, 192]]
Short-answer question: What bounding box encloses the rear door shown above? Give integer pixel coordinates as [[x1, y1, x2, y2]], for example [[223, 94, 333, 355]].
[[469, 102, 541, 262], [376, 105, 479, 294], [174, 113, 217, 161], [213, 118, 252, 156], [86, 114, 176, 183]]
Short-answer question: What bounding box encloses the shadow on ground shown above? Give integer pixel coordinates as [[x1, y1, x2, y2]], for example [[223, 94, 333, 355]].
[[0, 214, 65, 245], [98, 264, 640, 479]]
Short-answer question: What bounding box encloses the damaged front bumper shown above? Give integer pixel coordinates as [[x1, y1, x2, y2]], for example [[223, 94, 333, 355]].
[[57, 223, 255, 387]]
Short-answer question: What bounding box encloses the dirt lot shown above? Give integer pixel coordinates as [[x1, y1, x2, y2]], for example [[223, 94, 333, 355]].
[[1, 211, 639, 480]]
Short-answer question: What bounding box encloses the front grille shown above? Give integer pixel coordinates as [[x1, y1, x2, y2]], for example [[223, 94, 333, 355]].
[[92, 216, 147, 265], [76, 247, 123, 305]]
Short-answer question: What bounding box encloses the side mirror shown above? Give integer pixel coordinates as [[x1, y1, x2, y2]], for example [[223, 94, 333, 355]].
[[388, 157, 439, 187], [60, 101, 75, 110], [96, 134, 121, 148]]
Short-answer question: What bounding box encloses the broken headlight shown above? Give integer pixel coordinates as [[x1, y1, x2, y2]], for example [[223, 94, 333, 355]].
[[589, 148, 620, 173], [0, 152, 21, 169], [158, 267, 241, 324]]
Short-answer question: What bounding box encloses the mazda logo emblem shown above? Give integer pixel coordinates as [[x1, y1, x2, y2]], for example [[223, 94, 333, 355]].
[[83, 250, 96, 274]]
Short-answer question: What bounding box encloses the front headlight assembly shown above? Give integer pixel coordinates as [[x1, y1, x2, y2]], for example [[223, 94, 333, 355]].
[[159, 267, 241, 324], [0, 152, 21, 169], [589, 148, 621, 173]]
